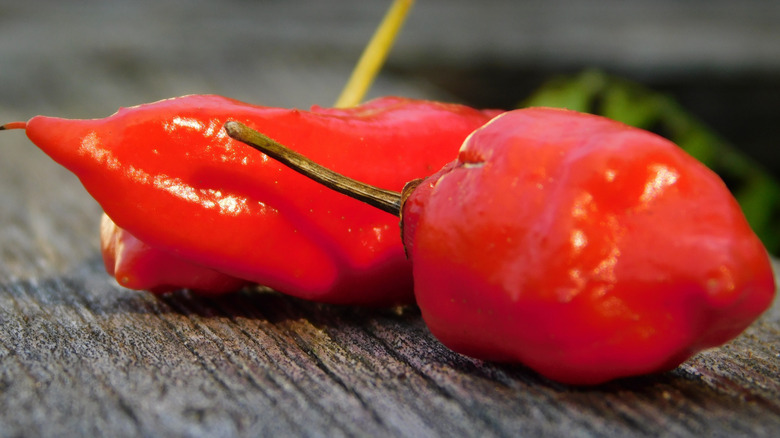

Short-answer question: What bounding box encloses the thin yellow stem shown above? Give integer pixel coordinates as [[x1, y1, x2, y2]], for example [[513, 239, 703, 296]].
[[334, 0, 415, 108]]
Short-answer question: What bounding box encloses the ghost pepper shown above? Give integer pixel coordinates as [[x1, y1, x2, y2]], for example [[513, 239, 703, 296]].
[[5, 95, 497, 305], [401, 108, 775, 384]]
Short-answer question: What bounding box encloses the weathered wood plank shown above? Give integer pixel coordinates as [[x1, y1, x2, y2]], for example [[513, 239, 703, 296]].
[[1, 255, 779, 437]]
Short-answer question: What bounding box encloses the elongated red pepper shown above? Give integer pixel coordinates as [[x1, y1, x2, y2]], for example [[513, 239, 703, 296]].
[[225, 107, 775, 385], [9, 95, 497, 305]]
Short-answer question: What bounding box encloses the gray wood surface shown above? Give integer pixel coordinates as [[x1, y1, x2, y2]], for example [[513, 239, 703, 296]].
[[1, 1, 779, 436]]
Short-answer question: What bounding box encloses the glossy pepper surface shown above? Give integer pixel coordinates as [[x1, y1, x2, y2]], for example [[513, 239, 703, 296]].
[[400, 108, 775, 384], [21, 94, 497, 305]]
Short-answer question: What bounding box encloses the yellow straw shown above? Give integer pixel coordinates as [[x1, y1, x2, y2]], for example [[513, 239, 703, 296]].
[[334, 0, 415, 108]]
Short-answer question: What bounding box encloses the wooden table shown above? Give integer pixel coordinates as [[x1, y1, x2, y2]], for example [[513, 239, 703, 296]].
[[2, 1, 779, 436], [1, 142, 779, 437]]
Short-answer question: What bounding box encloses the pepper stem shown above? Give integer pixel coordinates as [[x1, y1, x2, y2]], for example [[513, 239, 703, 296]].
[[0, 121, 27, 131], [334, 0, 415, 108], [224, 121, 403, 216]]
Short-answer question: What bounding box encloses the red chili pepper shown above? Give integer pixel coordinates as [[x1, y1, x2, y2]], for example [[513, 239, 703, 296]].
[[100, 213, 249, 294], [4, 95, 497, 305], [225, 107, 775, 385]]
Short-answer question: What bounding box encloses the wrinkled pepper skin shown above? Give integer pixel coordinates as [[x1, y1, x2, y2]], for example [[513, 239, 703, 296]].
[[100, 213, 249, 294], [402, 108, 776, 384], [24, 95, 497, 305]]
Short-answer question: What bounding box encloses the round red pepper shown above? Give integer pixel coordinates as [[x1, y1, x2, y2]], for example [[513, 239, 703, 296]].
[[15, 95, 498, 305], [401, 108, 775, 384], [225, 107, 775, 385]]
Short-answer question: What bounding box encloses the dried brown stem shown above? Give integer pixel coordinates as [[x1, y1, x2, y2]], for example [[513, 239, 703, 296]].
[[224, 121, 403, 216]]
